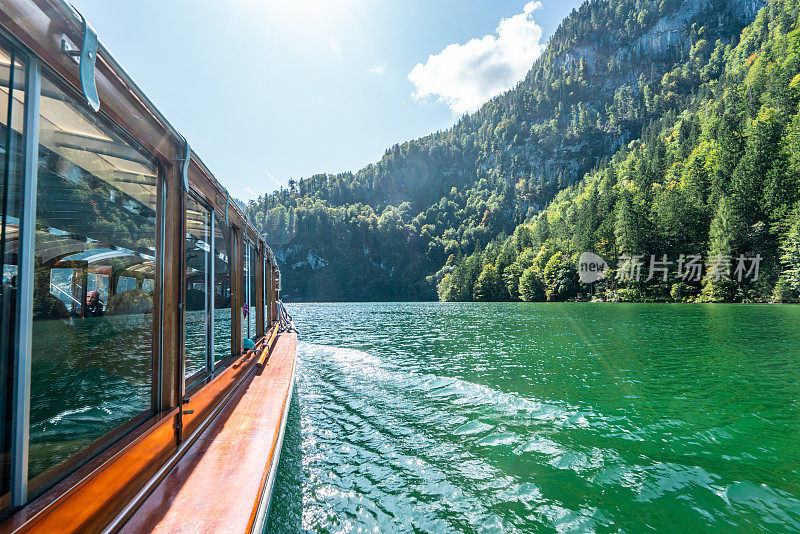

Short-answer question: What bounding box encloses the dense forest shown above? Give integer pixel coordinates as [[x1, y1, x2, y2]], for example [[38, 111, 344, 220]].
[[439, 0, 800, 303], [244, 0, 800, 303]]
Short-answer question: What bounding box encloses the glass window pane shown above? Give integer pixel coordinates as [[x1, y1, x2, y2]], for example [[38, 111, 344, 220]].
[[29, 73, 157, 489], [248, 242, 256, 338], [241, 241, 250, 342], [213, 212, 232, 364], [0, 44, 26, 511], [185, 196, 210, 382], [263, 258, 268, 327]]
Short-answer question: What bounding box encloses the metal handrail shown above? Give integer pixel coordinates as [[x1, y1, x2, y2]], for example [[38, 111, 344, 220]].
[[276, 300, 296, 333]]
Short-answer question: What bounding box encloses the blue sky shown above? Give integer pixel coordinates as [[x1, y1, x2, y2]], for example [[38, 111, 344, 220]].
[[69, 0, 584, 200]]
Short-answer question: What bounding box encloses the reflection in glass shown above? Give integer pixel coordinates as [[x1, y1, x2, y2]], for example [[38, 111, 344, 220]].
[[185, 196, 210, 383], [213, 211, 232, 364], [0, 44, 25, 510], [29, 74, 157, 489], [241, 241, 249, 342], [249, 243, 256, 337], [261, 260, 271, 334]]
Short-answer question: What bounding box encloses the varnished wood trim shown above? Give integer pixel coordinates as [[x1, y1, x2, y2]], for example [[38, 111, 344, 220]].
[[258, 325, 280, 367], [103, 345, 270, 533], [118, 334, 296, 534], [0, 409, 179, 534], [181, 350, 256, 439], [186, 160, 243, 226], [0, 339, 268, 534], [247, 341, 297, 533], [161, 161, 182, 411]]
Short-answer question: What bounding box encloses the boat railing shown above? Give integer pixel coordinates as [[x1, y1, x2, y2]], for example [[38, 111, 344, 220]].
[[276, 300, 297, 333]]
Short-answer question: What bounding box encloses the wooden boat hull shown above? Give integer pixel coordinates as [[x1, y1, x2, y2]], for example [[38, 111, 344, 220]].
[[120, 332, 297, 534]]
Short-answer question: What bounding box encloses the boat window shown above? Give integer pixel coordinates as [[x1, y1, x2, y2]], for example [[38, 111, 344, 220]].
[[116, 276, 137, 293], [28, 72, 158, 492], [241, 240, 251, 343], [261, 254, 272, 328], [266, 260, 274, 327], [185, 195, 211, 384], [213, 210, 232, 364], [248, 241, 256, 338], [0, 43, 26, 513]]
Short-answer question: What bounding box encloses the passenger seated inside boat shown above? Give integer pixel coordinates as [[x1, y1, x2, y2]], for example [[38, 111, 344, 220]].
[[85, 290, 104, 318]]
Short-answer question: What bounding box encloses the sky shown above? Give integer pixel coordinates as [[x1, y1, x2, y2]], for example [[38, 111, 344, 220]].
[[69, 0, 584, 201]]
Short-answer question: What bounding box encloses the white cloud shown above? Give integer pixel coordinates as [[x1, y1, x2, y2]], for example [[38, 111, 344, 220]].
[[408, 1, 546, 115], [368, 62, 387, 75]]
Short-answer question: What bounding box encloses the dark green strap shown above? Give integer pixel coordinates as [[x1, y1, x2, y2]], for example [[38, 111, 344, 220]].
[[68, 14, 100, 112], [181, 138, 190, 191]]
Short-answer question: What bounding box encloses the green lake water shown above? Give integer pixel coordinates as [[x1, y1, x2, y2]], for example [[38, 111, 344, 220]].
[[266, 302, 800, 533]]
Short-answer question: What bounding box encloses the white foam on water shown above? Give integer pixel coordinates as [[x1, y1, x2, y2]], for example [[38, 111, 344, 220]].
[[294, 342, 605, 533]]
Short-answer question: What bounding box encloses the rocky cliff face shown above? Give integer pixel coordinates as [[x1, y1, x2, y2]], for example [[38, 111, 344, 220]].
[[256, 0, 769, 301], [494, 0, 768, 192]]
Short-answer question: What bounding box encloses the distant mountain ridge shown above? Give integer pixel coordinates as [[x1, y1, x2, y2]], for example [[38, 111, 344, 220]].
[[247, 0, 767, 301]]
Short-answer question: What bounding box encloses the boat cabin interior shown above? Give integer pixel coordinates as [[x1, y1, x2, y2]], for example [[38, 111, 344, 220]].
[[0, 1, 296, 532]]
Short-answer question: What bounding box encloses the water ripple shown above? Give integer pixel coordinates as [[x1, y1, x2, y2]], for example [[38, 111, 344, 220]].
[[267, 303, 800, 533]]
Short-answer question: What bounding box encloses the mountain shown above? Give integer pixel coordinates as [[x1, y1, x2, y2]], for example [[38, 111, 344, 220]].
[[441, 0, 800, 304], [246, 0, 768, 302]]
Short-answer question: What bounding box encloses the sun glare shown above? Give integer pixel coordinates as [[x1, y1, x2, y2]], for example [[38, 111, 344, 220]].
[[242, 0, 363, 37]]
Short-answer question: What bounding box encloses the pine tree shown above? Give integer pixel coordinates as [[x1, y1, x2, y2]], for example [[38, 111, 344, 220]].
[[701, 196, 745, 301], [474, 264, 506, 301]]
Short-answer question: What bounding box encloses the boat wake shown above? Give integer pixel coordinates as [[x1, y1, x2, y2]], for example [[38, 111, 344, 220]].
[[266, 341, 800, 534], [279, 343, 619, 533]]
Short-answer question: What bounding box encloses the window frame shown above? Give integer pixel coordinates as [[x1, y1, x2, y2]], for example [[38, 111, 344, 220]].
[[209, 212, 238, 372], [243, 237, 257, 340], [8, 50, 164, 505], [0, 33, 29, 517], [182, 191, 251, 396], [261, 252, 272, 335], [183, 190, 214, 393]]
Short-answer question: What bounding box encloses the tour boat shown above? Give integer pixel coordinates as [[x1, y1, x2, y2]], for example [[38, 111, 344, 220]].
[[0, 1, 296, 532]]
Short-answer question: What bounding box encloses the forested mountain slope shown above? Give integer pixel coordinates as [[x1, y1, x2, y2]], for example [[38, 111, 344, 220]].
[[246, 0, 766, 301], [441, 0, 800, 303]]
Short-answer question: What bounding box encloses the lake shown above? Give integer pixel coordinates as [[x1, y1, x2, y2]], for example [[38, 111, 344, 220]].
[[267, 302, 800, 533]]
